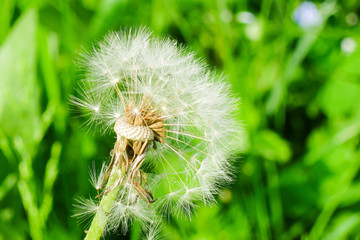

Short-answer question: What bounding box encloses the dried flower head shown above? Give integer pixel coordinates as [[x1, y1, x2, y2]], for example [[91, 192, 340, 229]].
[[72, 27, 240, 238]]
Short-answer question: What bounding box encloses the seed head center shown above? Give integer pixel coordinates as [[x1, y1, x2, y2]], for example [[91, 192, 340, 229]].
[[114, 104, 166, 145], [114, 119, 154, 142]]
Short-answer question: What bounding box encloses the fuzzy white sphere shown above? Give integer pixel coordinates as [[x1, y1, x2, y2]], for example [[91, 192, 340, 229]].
[[72, 27, 241, 237]]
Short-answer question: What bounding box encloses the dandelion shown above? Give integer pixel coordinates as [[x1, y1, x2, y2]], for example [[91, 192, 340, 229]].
[[71, 27, 240, 239]]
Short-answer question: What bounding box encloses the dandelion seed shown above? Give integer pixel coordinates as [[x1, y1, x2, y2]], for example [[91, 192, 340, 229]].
[[73, 197, 105, 228], [72, 27, 241, 238], [141, 221, 164, 240], [89, 161, 107, 194]]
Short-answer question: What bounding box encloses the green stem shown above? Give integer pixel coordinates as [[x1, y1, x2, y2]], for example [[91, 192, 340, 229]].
[[84, 165, 121, 240]]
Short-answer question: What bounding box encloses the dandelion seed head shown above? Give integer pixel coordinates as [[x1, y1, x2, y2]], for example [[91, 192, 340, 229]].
[[72, 27, 241, 237]]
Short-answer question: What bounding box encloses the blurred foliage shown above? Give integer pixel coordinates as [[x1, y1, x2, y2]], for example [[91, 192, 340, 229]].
[[0, 0, 360, 239]]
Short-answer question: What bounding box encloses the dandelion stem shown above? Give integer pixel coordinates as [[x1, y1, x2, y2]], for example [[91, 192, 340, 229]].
[[84, 165, 121, 240]]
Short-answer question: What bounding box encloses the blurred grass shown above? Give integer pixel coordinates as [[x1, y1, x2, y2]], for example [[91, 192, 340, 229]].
[[1, 0, 360, 239]]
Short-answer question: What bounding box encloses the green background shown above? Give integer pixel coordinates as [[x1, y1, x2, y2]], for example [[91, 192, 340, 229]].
[[1, 0, 360, 239]]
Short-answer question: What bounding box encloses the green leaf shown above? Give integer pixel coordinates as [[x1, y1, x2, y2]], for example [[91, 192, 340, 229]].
[[0, 9, 41, 149]]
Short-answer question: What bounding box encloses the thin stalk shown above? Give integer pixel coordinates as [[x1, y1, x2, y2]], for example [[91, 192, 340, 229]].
[[84, 165, 122, 240]]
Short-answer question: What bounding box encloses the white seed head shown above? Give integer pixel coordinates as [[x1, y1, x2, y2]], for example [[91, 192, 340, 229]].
[[72, 27, 241, 236]]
